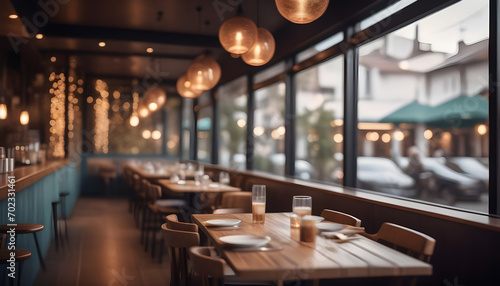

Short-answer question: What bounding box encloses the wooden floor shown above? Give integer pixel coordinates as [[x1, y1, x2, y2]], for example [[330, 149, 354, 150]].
[[33, 198, 171, 286]]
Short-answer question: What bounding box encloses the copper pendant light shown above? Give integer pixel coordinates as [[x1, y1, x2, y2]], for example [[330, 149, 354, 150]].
[[219, 6, 258, 55], [242, 27, 275, 66], [187, 53, 221, 91], [176, 74, 203, 99], [275, 0, 329, 24]]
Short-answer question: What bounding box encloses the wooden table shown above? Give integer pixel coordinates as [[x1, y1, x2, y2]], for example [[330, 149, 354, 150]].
[[157, 179, 241, 193], [158, 180, 241, 212], [191, 213, 432, 281], [124, 164, 172, 180]]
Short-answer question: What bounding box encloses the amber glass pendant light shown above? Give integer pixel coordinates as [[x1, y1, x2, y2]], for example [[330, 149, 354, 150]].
[[219, 5, 258, 55], [275, 0, 329, 24]]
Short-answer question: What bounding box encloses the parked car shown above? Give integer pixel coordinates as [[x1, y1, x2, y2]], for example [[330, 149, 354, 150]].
[[447, 157, 489, 192], [399, 157, 483, 204], [357, 157, 418, 197], [269, 153, 315, 180]]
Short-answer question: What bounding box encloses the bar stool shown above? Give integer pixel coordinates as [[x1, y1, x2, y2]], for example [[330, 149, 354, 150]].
[[0, 224, 45, 270], [59, 192, 70, 242], [0, 249, 31, 286]]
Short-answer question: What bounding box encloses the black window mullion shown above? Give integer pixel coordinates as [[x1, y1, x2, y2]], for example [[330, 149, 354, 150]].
[[343, 26, 359, 188], [285, 58, 296, 177], [191, 98, 198, 161], [246, 74, 255, 170], [489, 0, 499, 216], [211, 89, 219, 165]]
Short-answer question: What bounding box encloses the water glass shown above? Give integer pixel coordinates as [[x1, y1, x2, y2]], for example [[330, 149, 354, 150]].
[[293, 196, 312, 217], [194, 171, 203, 186], [219, 172, 230, 185], [252, 185, 266, 224]]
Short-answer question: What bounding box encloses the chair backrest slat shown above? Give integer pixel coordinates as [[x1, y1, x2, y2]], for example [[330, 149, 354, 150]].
[[165, 214, 198, 233], [370, 222, 435, 262], [320, 209, 362, 227], [189, 246, 226, 278], [220, 192, 252, 212]]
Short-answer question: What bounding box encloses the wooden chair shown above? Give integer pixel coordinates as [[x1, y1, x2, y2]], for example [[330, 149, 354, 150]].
[[363, 222, 436, 286], [143, 182, 183, 258], [320, 209, 362, 227], [165, 214, 198, 232], [213, 208, 245, 214], [218, 192, 252, 212], [189, 246, 277, 286], [161, 223, 200, 286]]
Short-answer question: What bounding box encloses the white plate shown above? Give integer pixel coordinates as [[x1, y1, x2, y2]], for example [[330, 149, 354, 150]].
[[316, 222, 344, 232], [302, 215, 325, 223], [219, 234, 271, 247], [177, 180, 186, 185], [205, 219, 241, 227]]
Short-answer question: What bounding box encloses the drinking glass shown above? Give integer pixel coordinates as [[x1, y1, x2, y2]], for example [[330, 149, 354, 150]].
[[219, 172, 230, 185], [293, 196, 312, 217], [300, 216, 317, 243], [252, 185, 266, 224]]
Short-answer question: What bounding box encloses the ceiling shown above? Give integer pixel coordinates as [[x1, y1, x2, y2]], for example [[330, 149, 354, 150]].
[[2, 0, 384, 86]]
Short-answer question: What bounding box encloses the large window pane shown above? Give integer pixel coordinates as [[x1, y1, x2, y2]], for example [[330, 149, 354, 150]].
[[181, 98, 193, 160], [218, 76, 247, 170], [357, 0, 489, 213], [295, 55, 344, 182], [197, 92, 212, 162], [165, 97, 181, 156], [254, 82, 286, 175]]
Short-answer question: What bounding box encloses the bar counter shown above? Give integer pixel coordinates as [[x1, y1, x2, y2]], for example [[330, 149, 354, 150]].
[[0, 159, 79, 286], [0, 159, 71, 200]]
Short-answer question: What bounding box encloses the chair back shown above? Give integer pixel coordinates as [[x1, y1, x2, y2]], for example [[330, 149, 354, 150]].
[[165, 214, 198, 232], [132, 173, 141, 192], [366, 222, 435, 262], [147, 184, 162, 202], [219, 192, 252, 212], [213, 208, 245, 214], [320, 209, 362, 227], [162, 223, 200, 286], [189, 246, 226, 279]]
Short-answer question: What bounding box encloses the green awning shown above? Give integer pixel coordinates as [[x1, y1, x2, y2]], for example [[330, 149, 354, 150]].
[[426, 95, 488, 128], [197, 117, 212, 131], [379, 101, 434, 124]]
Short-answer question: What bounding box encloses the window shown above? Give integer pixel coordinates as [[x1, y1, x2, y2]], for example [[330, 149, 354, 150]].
[[296, 32, 344, 63], [181, 98, 194, 160], [295, 55, 344, 182], [107, 87, 163, 154], [165, 97, 181, 156], [218, 76, 247, 170], [197, 92, 213, 162], [356, 0, 489, 213], [253, 82, 286, 175], [254, 61, 286, 85]]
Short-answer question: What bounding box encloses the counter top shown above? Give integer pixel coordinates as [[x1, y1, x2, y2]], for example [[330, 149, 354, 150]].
[[0, 160, 71, 200]]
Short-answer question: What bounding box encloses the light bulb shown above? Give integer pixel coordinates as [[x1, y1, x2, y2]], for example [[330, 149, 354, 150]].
[[130, 114, 139, 127], [0, 103, 7, 120], [148, 102, 158, 111], [20, 110, 29, 125]]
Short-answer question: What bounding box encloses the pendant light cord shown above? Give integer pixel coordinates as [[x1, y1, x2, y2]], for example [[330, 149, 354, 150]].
[[257, 0, 260, 27]]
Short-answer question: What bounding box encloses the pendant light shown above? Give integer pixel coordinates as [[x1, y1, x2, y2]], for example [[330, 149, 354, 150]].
[[275, 0, 329, 24], [0, 60, 7, 120], [219, 5, 258, 55], [20, 110, 29, 125], [242, 2, 275, 66], [19, 61, 29, 126], [187, 53, 221, 91], [176, 74, 202, 99], [0, 97, 6, 120]]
